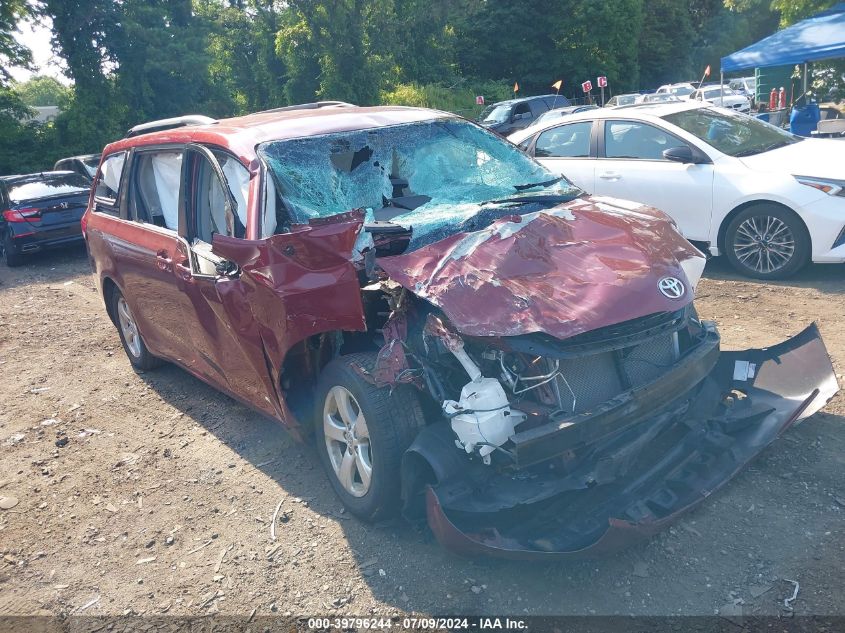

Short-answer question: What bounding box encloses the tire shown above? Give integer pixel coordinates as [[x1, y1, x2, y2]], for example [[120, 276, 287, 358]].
[[3, 233, 24, 268], [109, 288, 164, 370], [723, 204, 810, 280], [314, 352, 426, 521]]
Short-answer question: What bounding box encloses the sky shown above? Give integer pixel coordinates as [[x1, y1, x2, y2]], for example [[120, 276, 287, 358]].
[[9, 17, 71, 85]]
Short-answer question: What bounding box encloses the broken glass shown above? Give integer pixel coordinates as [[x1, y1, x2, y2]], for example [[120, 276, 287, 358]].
[[258, 119, 580, 249]]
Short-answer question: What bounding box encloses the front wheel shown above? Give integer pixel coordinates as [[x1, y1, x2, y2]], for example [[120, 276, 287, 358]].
[[314, 352, 426, 521], [723, 205, 810, 279]]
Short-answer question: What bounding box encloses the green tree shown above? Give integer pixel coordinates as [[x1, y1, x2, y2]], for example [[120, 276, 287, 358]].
[[40, 0, 123, 152], [277, 0, 395, 104], [199, 0, 288, 113], [0, 0, 32, 86], [13, 75, 71, 106], [769, 0, 836, 26], [639, 0, 695, 86], [455, 0, 644, 97], [111, 0, 228, 122]]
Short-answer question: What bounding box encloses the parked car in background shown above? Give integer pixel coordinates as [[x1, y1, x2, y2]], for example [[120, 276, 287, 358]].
[[635, 93, 683, 104], [606, 93, 638, 107], [529, 104, 599, 127], [1, 171, 91, 267], [729, 76, 756, 103], [82, 103, 837, 558], [690, 85, 751, 113], [477, 94, 571, 135], [53, 154, 101, 181], [656, 82, 696, 99], [508, 101, 845, 279]]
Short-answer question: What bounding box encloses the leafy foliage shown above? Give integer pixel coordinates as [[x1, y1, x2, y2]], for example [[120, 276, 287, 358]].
[[13, 75, 71, 106], [0, 0, 840, 175]]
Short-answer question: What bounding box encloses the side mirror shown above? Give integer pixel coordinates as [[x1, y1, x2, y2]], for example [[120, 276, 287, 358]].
[[663, 146, 696, 164]]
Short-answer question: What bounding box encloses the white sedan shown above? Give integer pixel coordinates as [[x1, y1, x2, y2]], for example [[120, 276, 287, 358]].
[[508, 102, 845, 279], [690, 86, 751, 113]]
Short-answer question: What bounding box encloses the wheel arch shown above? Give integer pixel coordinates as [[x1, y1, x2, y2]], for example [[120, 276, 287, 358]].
[[716, 199, 810, 255], [101, 276, 121, 327], [277, 328, 381, 434]]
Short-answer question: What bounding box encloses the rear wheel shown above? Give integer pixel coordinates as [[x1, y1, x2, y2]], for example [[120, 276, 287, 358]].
[[314, 352, 426, 521], [724, 204, 810, 279], [110, 289, 164, 370], [2, 233, 23, 267]]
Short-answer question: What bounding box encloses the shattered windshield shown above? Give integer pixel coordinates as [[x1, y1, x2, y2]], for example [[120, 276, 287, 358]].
[[259, 118, 579, 247]]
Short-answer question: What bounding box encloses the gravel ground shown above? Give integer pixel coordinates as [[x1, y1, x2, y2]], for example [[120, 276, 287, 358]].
[[0, 246, 843, 620]]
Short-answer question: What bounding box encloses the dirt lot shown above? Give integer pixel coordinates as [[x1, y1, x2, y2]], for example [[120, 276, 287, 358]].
[[1, 246, 844, 620]]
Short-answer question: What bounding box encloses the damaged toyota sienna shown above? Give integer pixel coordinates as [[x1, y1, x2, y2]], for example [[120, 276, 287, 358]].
[[83, 103, 838, 558]]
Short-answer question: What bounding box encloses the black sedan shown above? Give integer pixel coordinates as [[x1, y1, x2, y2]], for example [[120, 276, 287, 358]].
[[1, 171, 92, 267]]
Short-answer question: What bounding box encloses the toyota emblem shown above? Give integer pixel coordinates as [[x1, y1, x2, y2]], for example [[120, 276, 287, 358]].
[[658, 276, 685, 299]]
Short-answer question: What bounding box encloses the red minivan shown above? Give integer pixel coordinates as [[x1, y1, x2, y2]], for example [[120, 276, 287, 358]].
[[84, 103, 837, 558]]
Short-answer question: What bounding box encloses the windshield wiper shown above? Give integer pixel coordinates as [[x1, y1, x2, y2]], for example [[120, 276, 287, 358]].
[[734, 141, 791, 157], [487, 192, 578, 206], [513, 176, 564, 191]]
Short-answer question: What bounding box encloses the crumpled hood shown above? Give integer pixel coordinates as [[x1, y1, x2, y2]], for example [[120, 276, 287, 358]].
[[378, 196, 705, 340]]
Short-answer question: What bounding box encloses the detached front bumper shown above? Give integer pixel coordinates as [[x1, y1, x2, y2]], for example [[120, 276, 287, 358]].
[[406, 324, 837, 559]]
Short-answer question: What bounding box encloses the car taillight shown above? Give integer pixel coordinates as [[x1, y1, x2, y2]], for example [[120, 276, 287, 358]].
[[3, 208, 41, 223]]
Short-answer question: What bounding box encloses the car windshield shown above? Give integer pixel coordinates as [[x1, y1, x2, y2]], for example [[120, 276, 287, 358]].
[[703, 87, 734, 98], [617, 95, 637, 105], [6, 173, 91, 203], [479, 104, 511, 124], [259, 118, 579, 248], [641, 94, 679, 103], [535, 108, 573, 124], [663, 107, 801, 157], [669, 86, 693, 96]]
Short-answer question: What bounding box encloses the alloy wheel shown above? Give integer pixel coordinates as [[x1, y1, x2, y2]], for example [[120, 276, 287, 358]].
[[732, 214, 795, 274], [116, 297, 142, 359], [323, 385, 372, 497]]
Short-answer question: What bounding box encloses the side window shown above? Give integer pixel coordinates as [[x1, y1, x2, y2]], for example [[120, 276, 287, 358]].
[[92, 152, 126, 216], [531, 100, 550, 116], [128, 150, 182, 231], [604, 121, 686, 160], [534, 122, 593, 158], [512, 102, 531, 120], [187, 150, 247, 244]]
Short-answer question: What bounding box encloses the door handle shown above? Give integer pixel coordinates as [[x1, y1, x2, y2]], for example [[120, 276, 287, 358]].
[[155, 250, 173, 272], [599, 171, 622, 181]]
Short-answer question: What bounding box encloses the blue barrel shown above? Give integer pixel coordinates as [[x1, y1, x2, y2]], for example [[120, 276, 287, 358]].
[[790, 103, 820, 136]]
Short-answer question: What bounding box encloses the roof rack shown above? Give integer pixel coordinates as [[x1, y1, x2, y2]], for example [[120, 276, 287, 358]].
[[255, 101, 357, 114], [126, 115, 218, 138]]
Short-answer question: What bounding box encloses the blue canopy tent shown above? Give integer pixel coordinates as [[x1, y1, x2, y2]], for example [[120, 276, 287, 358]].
[[720, 2, 845, 90], [720, 3, 845, 134], [721, 3, 845, 74]]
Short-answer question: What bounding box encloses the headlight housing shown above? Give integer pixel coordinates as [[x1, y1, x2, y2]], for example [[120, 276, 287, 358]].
[[794, 176, 845, 197]]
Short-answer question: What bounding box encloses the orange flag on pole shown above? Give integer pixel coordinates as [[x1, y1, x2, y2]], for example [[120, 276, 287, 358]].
[[513, 82, 519, 93], [551, 79, 563, 91]]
